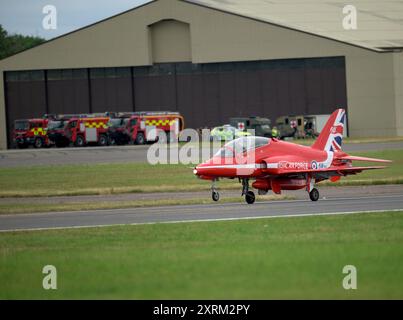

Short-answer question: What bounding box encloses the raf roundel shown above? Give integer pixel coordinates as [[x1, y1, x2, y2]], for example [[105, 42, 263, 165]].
[[311, 160, 318, 170]]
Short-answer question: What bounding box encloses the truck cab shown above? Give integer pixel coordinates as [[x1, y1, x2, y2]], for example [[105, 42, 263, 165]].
[[229, 116, 272, 138], [13, 118, 49, 148], [47, 117, 72, 147], [107, 117, 131, 145], [275, 116, 300, 139]]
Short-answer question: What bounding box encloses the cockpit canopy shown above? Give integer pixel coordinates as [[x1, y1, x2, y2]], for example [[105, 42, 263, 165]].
[[214, 136, 270, 158]]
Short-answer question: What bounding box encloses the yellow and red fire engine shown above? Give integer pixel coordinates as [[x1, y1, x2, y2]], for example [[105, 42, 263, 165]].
[[108, 112, 184, 145], [13, 118, 49, 148], [65, 117, 110, 147], [127, 112, 185, 144]]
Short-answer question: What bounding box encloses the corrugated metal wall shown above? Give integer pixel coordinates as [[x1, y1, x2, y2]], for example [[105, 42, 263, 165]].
[[5, 70, 48, 146], [47, 69, 91, 115], [4, 56, 347, 147]]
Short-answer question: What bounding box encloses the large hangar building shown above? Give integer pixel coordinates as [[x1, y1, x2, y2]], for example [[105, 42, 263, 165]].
[[0, 0, 403, 149]]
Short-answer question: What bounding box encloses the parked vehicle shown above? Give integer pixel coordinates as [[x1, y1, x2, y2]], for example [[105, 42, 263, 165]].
[[276, 114, 336, 139], [107, 116, 131, 145], [275, 116, 299, 139], [47, 114, 83, 147], [64, 117, 110, 147], [13, 111, 185, 148], [229, 116, 272, 138], [13, 118, 49, 148], [210, 124, 251, 141], [109, 111, 184, 145]]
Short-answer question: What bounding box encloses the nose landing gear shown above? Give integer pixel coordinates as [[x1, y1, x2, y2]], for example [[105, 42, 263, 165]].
[[306, 175, 320, 201], [210, 178, 256, 204], [211, 179, 220, 202]]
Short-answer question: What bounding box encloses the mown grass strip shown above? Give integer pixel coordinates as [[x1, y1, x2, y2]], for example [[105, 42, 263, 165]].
[[0, 194, 295, 214], [1, 211, 402, 299]]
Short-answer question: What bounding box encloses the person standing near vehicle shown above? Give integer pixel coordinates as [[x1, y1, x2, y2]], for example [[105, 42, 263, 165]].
[[271, 126, 279, 138]]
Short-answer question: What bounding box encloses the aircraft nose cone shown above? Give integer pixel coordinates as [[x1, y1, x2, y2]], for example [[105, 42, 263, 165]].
[[194, 164, 207, 176]]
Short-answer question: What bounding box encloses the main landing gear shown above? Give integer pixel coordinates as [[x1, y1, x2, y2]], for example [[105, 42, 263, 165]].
[[309, 188, 320, 201], [306, 175, 320, 201], [210, 178, 256, 204], [211, 176, 320, 203], [245, 191, 256, 204], [242, 178, 255, 205]]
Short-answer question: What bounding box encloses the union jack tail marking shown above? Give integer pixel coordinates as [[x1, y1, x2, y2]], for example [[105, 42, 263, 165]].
[[312, 109, 345, 152]]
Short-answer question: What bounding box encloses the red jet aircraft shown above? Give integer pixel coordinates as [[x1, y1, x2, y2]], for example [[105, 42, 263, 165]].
[[194, 109, 391, 204]]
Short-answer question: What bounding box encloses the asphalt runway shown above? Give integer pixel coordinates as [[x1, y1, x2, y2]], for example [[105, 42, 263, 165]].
[[1, 194, 402, 232], [0, 141, 402, 167]]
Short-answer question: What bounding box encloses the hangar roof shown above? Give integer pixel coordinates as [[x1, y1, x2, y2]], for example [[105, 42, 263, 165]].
[[187, 0, 403, 52], [1, 0, 402, 65]]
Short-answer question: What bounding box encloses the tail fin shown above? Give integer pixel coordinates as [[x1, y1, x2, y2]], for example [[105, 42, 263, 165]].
[[312, 109, 345, 151]]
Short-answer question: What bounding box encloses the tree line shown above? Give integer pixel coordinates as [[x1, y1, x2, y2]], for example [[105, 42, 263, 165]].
[[0, 24, 45, 60]]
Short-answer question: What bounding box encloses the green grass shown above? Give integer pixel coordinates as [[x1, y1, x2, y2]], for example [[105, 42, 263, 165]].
[[0, 162, 218, 197], [0, 211, 403, 299], [0, 149, 402, 198], [316, 149, 403, 187], [337, 149, 403, 182], [0, 195, 294, 214]]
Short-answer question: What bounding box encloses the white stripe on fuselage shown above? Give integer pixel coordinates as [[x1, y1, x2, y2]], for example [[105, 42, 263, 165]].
[[319, 150, 334, 169], [198, 163, 278, 170]]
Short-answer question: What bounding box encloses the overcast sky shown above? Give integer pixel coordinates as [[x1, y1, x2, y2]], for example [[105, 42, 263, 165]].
[[0, 0, 150, 39]]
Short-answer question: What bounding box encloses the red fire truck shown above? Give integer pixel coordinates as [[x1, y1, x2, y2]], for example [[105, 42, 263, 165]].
[[107, 115, 131, 145], [13, 118, 50, 148], [108, 112, 184, 145], [64, 117, 110, 147], [47, 114, 85, 147]]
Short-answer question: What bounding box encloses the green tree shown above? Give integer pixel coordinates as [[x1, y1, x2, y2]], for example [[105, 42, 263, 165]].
[[0, 25, 45, 60]]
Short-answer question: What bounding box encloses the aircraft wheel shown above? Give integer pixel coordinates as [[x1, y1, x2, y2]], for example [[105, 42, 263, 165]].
[[309, 188, 320, 201], [258, 189, 268, 195], [212, 191, 220, 202], [245, 191, 255, 204]]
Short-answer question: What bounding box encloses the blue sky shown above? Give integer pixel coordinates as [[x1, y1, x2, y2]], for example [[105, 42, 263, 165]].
[[0, 0, 150, 39]]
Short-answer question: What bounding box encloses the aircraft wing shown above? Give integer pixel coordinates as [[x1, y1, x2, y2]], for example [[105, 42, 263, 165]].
[[274, 165, 387, 178], [336, 155, 392, 163]]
